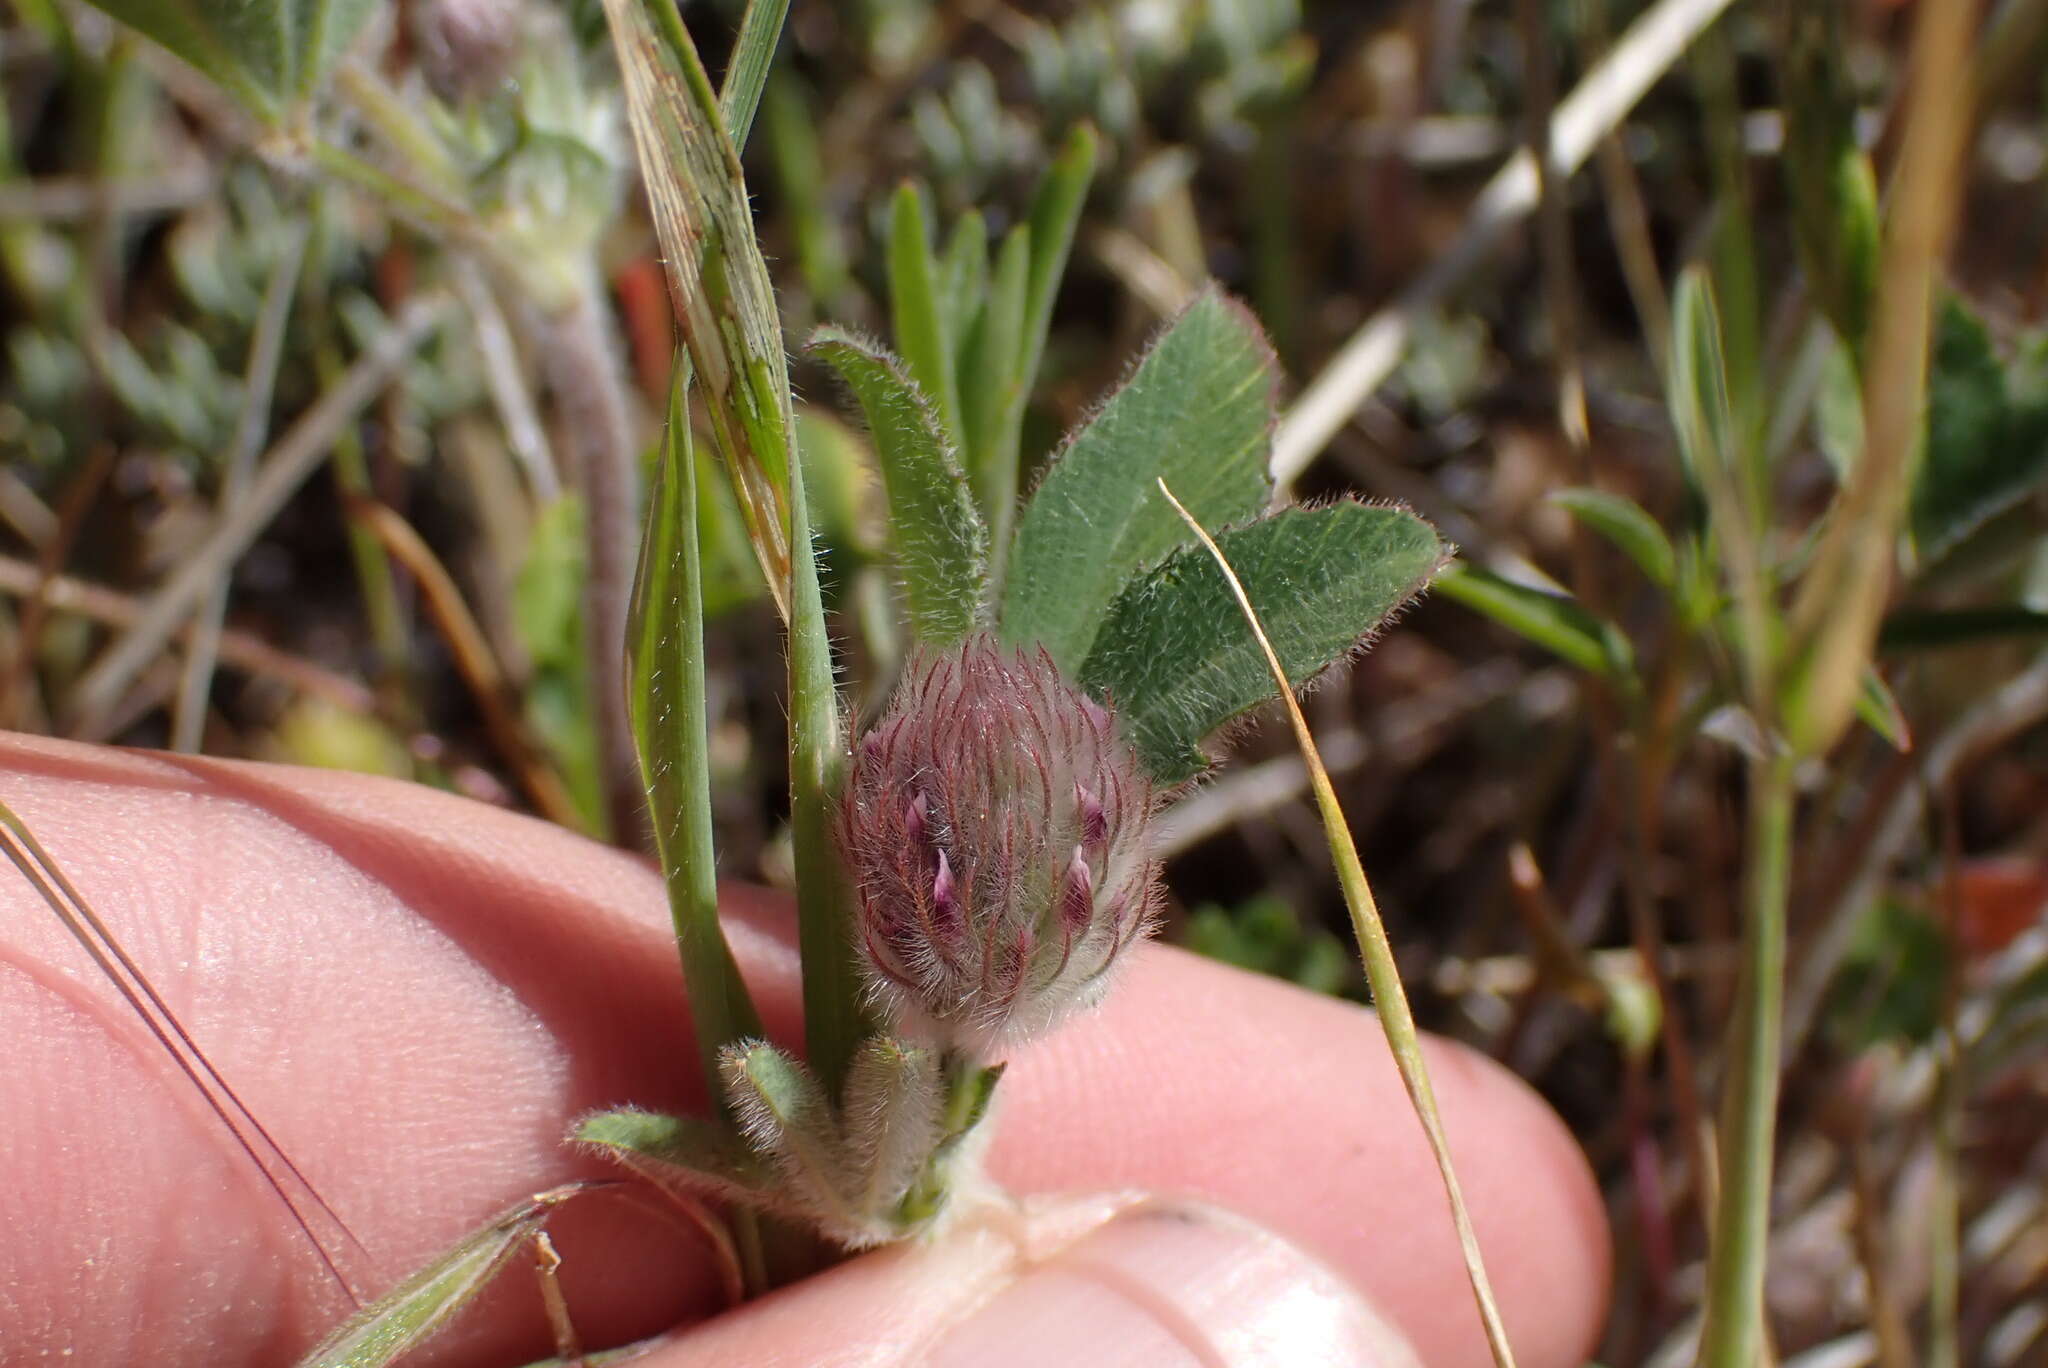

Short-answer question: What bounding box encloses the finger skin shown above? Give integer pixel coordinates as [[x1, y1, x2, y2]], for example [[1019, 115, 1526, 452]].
[[0, 734, 1608, 1366]]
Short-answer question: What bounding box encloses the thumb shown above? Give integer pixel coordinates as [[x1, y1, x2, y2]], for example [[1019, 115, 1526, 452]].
[[630, 1193, 1422, 1368]]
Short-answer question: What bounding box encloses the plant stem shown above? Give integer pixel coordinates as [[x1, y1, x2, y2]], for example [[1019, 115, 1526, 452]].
[[68, 293, 449, 735], [788, 454, 869, 1097], [173, 220, 309, 751], [1698, 750, 1795, 1367], [536, 271, 644, 846]]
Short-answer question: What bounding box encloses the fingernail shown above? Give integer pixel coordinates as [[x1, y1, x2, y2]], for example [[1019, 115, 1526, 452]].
[[929, 1200, 1420, 1368]]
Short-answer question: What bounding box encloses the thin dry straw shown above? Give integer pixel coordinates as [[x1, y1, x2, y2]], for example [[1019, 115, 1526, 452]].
[[1269, 0, 1737, 490], [1157, 478, 1519, 1368], [67, 293, 450, 736], [0, 800, 369, 1302]]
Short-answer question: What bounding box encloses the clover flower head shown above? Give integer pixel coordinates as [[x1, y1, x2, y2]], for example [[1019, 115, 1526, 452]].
[[837, 635, 1159, 1055]]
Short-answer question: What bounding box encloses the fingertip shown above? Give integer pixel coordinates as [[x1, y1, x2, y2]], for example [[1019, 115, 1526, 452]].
[[633, 1195, 1422, 1368], [992, 948, 1611, 1368]]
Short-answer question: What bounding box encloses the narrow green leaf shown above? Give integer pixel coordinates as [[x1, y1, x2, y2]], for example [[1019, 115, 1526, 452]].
[[1001, 289, 1278, 669], [1912, 297, 2048, 563], [808, 327, 987, 644], [1854, 665, 1912, 752], [1018, 125, 1097, 399], [1078, 503, 1443, 782], [1813, 331, 1864, 480], [629, 382, 763, 1092], [763, 75, 852, 307], [1782, 2, 1881, 354], [982, 125, 1097, 561], [294, 1189, 582, 1368], [603, 0, 875, 1103], [888, 182, 966, 451], [959, 223, 1030, 534], [1435, 563, 1637, 684], [1550, 487, 1678, 590], [1668, 267, 1736, 494], [601, 0, 797, 615], [718, 0, 791, 150], [939, 210, 990, 357]]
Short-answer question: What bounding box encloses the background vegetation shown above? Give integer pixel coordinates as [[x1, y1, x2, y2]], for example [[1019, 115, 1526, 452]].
[[4, 1, 2048, 1364]]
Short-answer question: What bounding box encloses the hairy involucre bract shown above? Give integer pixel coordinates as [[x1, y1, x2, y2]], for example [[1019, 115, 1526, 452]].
[[838, 635, 1160, 1055]]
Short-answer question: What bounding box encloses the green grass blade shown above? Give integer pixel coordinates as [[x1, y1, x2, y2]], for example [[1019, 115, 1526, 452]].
[[808, 326, 988, 644], [940, 210, 989, 360], [295, 1188, 588, 1368], [961, 223, 1029, 532], [983, 125, 1097, 560], [887, 181, 966, 451], [999, 289, 1277, 669], [603, 0, 872, 1101], [1078, 502, 1443, 782], [630, 380, 764, 1088], [763, 75, 852, 308], [601, 0, 797, 617], [718, 0, 790, 150], [1157, 481, 1518, 1368], [1017, 124, 1096, 405]]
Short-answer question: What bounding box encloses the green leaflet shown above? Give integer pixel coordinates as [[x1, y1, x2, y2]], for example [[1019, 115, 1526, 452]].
[[808, 328, 988, 645], [294, 1189, 582, 1368], [1912, 297, 2048, 563], [1001, 289, 1278, 670], [1078, 503, 1443, 782], [80, 0, 375, 121]]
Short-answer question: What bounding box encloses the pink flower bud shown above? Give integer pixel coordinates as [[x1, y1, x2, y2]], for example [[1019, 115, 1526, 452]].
[[837, 636, 1160, 1053]]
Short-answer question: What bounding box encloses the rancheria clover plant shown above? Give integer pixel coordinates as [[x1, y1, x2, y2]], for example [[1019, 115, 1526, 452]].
[[264, 1, 1444, 1359], [568, 1, 1445, 1275]]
